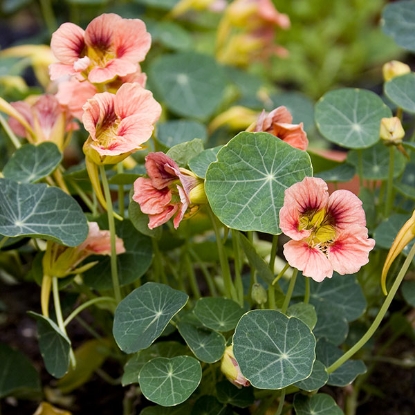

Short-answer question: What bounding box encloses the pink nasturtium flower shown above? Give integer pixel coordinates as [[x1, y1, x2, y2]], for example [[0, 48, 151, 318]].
[[254, 106, 309, 151], [279, 177, 375, 282], [8, 94, 77, 149], [49, 13, 151, 84], [82, 82, 162, 165], [133, 152, 206, 229]]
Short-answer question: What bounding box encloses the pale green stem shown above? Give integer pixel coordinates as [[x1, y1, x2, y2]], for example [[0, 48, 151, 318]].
[[117, 163, 125, 217], [39, 0, 58, 34], [327, 241, 415, 374], [0, 113, 21, 149], [272, 263, 290, 285], [274, 388, 286, 415], [63, 297, 117, 327], [67, 178, 96, 214], [189, 248, 217, 296], [281, 269, 298, 314], [0, 236, 9, 250], [184, 248, 201, 300], [207, 207, 238, 301], [52, 277, 76, 366], [384, 145, 395, 218], [99, 165, 121, 303], [232, 230, 244, 306], [304, 277, 310, 304]]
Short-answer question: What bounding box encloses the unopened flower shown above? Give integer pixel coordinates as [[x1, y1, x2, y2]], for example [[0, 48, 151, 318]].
[[49, 13, 151, 84], [279, 177, 375, 282], [380, 117, 405, 143], [82, 82, 162, 165], [253, 106, 308, 150], [132, 152, 206, 229], [8, 94, 77, 149], [382, 60, 411, 82], [221, 345, 250, 388]]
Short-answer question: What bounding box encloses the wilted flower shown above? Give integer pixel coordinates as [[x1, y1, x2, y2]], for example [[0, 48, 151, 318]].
[[279, 177, 375, 282], [8, 94, 77, 149], [49, 13, 151, 84], [133, 152, 206, 229], [221, 345, 250, 388], [253, 106, 308, 150], [82, 82, 162, 165], [382, 60, 411, 82]]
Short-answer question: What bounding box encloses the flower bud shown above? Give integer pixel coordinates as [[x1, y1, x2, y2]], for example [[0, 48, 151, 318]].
[[383, 60, 410, 82], [221, 345, 250, 388], [188, 182, 208, 205], [251, 282, 267, 305], [380, 117, 405, 144]]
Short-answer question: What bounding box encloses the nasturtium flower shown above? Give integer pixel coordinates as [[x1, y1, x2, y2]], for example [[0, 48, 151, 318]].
[[49, 13, 151, 84], [82, 82, 162, 165], [253, 106, 308, 150], [221, 345, 250, 388], [133, 152, 206, 229], [382, 60, 410, 82], [279, 177, 375, 282]]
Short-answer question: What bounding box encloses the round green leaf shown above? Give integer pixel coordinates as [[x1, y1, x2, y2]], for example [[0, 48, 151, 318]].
[[0, 343, 41, 399], [381, 1, 415, 53], [191, 395, 232, 415], [394, 162, 415, 200], [216, 380, 255, 408], [152, 22, 192, 51], [113, 282, 188, 353], [314, 163, 356, 183], [293, 393, 344, 415], [83, 219, 153, 289], [139, 356, 201, 406], [373, 213, 413, 252], [149, 52, 227, 119], [233, 310, 316, 389], [157, 120, 207, 149], [402, 280, 415, 307], [293, 360, 328, 392], [0, 179, 88, 246], [205, 132, 312, 234], [28, 312, 71, 379], [384, 73, 415, 113], [166, 138, 204, 167], [193, 297, 244, 332], [315, 88, 392, 149], [177, 322, 226, 363], [3, 142, 62, 183], [188, 146, 221, 179], [347, 142, 406, 180], [287, 302, 317, 330]]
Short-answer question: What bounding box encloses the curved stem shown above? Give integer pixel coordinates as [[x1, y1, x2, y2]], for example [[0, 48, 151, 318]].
[[0, 236, 9, 250], [0, 113, 21, 149], [274, 388, 286, 415], [281, 269, 298, 314], [63, 297, 117, 326], [99, 165, 122, 303], [327, 241, 415, 374]]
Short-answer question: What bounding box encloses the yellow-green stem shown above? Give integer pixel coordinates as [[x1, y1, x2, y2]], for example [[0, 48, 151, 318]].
[[384, 145, 395, 217], [281, 269, 298, 314], [63, 297, 117, 326]]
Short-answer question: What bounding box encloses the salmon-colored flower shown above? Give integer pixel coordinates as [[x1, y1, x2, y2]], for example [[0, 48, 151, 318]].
[[133, 152, 206, 229], [82, 82, 161, 165], [49, 13, 151, 84], [8, 94, 77, 149], [279, 177, 375, 282], [254, 106, 308, 151]]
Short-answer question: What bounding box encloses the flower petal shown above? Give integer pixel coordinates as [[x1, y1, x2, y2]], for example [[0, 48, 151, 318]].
[[283, 239, 333, 282], [50, 22, 86, 64], [145, 152, 181, 189], [133, 177, 172, 214]]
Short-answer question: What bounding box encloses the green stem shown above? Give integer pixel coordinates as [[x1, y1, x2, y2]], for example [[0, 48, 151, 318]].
[[274, 388, 286, 415], [39, 0, 57, 34], [207, 207, 237, 301], [232, 230, 244, 306], [304, 277, 310, 304], [117, 163, 125, 217], [189, 248, 217, 296], [327, 241, 415, 374], [357, 149, 364, 188], [281, 269, 298, 314], [99, 165, 122, 303], [184, 248, 201, 300], [0, 236, 9, 250], [67, 178, 96, 214], [0, 113, 21, 149], [384, 145, 395, 217], [63, 297, 117, 327]]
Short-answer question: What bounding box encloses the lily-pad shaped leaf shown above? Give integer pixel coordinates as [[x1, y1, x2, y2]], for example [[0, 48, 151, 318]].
[[293, 360, 328, 392], [384, 73, 415, 113], [205, 132, 312, 234], [0, 179, 88, 247], [188, 146, 221, 179], [139, 356, 201, 406], [122, 341, 189, 386], [149, 52, 227, 119], [157, 120, 207, 149], [140, 402, 192, 415], [216, 380, 255, 408], [177, 321, 226, 363], [3, 142, 62, 183], [0, 342, 41, 399], [166, 138, 204, 167], [293, 393, 344, 415], [347, 142, 406, 180], [233, 310, 316, 389], [314, 163, 355, 183], [381, 1, 415, 53], [113, 282, 188, 353], [316, 339, 366, 387], [394, 162, 415, 200], [315, 88, 392, 149], [373, 213, 413, 252], [193, 297, 244, 332], [83, 219, 153, 289], [28, 312, 71, 378], [287, 302, 317, 330], [190, 395, 232, 415], [402, 280, 415, 307], [152, 21, 192, 51]]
